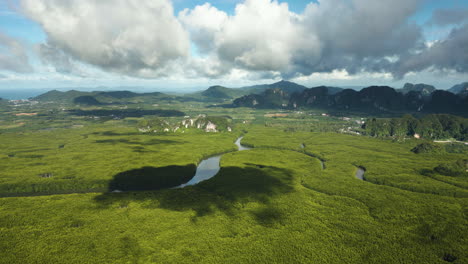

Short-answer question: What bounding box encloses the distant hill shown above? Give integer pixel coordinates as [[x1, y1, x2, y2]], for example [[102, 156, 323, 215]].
[[291, 85, 406, 112], [97, 91, 165, 99], [200, 86, 245, 99], [358, 86, 405, 111], [426, 90, 463, 113], [194, 80, 308, 100], [73, 96, 102, 105], [235, 85, 339, 109], [326, 86, 345, 95], [399, 83, 436, 96], [234, 85, 467, 115], [289, 86, 332, 108], [97, 91, 140, 99], [34, 90, 91, 102], [448, 82, 468, 94], [239, 80, 308, 95], [233, 88, 293, 108], [233, 94, 267, 108], [33, 90, 174, 104]]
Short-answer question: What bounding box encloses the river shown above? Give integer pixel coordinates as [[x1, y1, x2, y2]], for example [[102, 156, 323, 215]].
[[175, 136, 250, 188], [355, 167, 365, 180]]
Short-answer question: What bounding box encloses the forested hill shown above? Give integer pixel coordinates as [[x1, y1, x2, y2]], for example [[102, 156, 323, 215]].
[[190, 80, 308, 100], [233, 84, 468, 115], [33, 90, 176, 104], [363, 114, 468, 141], [31, 81, 468, 114]]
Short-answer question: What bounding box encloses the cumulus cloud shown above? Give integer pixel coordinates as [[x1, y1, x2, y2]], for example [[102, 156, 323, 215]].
[[177, 0, 424, 78], [0, 32, 33, 73], [299, 0, 424, 75], [18, 0, 468, 80], [394, 24, 468, 77], [216, 0, 319, 73], [179, 3, 228, 54], [38, 43, 82, 75], [179, 0, 320, 77], [21, 0, 190, 77]]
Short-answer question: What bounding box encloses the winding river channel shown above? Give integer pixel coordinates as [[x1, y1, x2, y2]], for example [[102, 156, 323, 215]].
[[176, 136, 363, 189], [355, 167, 365, 180], [175, 137, 251, 188]]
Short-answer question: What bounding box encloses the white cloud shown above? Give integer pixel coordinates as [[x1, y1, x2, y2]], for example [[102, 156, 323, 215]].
[[179, 3, 228, 54], [0, 32, 33, 73], [15, 0, 468, 85], [178, 0, 320, 77], [217, 0, 320, 73], [21, 0, 190, 77], [178, 0, 424, 78], [300, 0, 424, 75]]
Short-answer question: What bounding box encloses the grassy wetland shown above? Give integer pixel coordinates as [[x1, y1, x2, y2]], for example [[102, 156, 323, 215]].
[[3, 0, 468, 262], [0, 96, 467, 264]]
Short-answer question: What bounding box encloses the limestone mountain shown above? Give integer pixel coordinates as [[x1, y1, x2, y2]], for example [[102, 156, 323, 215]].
[[399, 83, 436, 96], [194, 80, 308, 100], [448, 82, 468, 95], [234, 84, 467, 115]]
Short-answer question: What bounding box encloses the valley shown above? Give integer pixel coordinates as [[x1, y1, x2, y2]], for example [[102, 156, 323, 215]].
[[0, 84, 467, 263]]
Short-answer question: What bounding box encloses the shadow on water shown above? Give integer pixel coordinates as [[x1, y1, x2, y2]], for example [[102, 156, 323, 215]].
[[94, 165, 294, 223]]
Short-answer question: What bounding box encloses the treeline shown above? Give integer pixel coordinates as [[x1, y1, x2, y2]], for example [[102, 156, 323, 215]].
[[363, 114, 468, 140]]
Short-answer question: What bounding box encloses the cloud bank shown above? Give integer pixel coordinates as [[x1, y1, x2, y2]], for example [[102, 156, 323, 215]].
[[17, 0, 468, 80]]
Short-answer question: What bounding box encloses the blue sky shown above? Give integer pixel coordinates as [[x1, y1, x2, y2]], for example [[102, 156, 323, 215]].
[[0, 0, 467, 92]]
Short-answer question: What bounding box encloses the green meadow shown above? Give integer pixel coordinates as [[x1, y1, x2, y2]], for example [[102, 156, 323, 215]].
[[0, 107, 467, 263]]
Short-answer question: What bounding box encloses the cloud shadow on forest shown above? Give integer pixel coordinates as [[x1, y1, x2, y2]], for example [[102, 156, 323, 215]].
[[93, 164, 295, 225]]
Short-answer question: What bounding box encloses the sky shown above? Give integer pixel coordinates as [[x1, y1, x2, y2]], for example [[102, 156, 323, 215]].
[[0, 0, 468, 92]]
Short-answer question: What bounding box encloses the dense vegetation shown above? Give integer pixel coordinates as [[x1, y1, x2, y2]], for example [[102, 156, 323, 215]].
[[434, 159, 468, 177], [0, 124, 238, 196], [363, 114, 468, 140], [1, 125, 467, 263], [411, 142, 446, 154], [0, 87, 467, 263]]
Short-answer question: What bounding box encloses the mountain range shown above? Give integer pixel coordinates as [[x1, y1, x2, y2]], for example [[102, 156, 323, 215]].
[[29, 81, 468, 115], [33, 90, 175, 105], [232, 82, 467, 115]]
